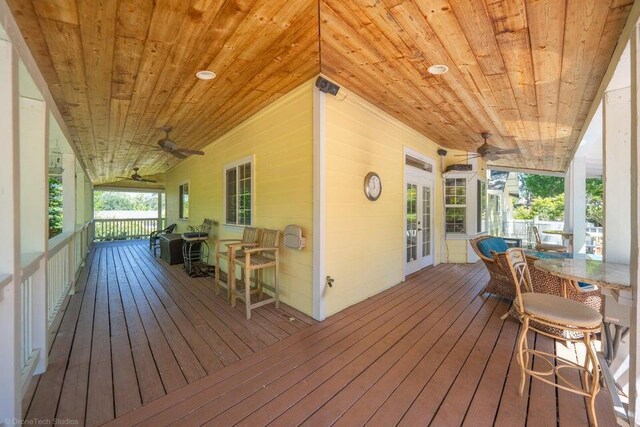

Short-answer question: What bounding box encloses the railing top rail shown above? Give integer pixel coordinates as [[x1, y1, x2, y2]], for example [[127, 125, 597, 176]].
[[48, 231, 74, 256], [94, 217, 165, 222], [21, 252, 44, 278]]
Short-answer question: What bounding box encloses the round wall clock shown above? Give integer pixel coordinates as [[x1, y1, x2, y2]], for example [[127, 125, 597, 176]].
[[364, 171, 382, 201]]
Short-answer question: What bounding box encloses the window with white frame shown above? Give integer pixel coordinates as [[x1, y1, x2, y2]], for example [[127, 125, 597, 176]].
[[445, 178, 466, 233], [179, 182, 189, 220], [224, 156, 253, 225]]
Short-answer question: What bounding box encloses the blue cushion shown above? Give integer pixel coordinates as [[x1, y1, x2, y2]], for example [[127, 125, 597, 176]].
[[477, 237, 509, 258]]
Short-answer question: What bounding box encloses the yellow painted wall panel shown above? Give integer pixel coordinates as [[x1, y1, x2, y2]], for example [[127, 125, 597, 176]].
[[324, 88, 447, 316], [165, 80, 315, 315]]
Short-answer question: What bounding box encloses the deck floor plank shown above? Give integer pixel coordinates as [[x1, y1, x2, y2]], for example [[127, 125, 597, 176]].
[[24, 241, 616, 426], [24, 240, 309, 425]]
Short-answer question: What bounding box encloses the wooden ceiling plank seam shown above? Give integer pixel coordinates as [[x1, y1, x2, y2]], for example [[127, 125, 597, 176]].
[[320, 1, 479, 144], [485, 0, 541, 169], [111, 1, 157, 179], [400, 1, 515, 150], [321, 44, 467, 146], [36, 16, 99, 171], [560, 0, 635, 169], [447, 0, 506, 76], [169, 2, 319, 146], [184, 12, 320, 145], [319, 5, 474, 146], [525, 0, 567, 171], [122, 0, 211, 177], [149, 0, 257, 134], [553, 0, 610, 171], [148, 0, 293, 147], [77, 0, 119, 179], [122, 0, 229, 175]]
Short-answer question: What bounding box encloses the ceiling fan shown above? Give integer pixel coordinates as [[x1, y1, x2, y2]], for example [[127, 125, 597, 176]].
[[135, 126, 205, 159], [457, 132, 521, 161], [117, 167, 157, 183]]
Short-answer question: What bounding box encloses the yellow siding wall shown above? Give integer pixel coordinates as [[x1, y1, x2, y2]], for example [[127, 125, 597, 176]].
[[324, 88, 447, 316], [165, 80, 314, 315]]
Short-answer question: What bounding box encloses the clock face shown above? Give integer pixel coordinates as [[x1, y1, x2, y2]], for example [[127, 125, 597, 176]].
[[364, 172, 382, 201]]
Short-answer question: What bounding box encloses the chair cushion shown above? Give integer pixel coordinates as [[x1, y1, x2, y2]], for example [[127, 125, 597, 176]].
[[521, 293, 602, 328], [477, 237, 509, 258]]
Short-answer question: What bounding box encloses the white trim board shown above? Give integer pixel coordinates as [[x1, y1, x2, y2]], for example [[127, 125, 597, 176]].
[[312, 86, 326, 321]]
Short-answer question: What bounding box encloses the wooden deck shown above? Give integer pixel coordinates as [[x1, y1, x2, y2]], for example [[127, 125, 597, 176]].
[[23, 240, 315, 426], [25, 241, 616, 426]]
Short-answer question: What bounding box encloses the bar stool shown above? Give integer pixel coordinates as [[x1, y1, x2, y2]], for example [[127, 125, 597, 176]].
[[214, 227, 260, 300], [233, 229, 281, 319], [504, 248, 603, 426]]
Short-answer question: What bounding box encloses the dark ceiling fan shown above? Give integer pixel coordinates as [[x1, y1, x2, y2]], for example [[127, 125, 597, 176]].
[[117, 167, 157, 183], [133, 126, 205, 159], [456, 132, 521, 161]]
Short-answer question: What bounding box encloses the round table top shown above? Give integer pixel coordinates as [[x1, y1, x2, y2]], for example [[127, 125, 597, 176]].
[[534, 258, 630, 291]]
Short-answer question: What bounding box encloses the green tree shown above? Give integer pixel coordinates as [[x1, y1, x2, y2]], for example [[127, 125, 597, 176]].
[[94, 191, 158, 211], [521, 174, 564, 198], [49, 177, 63, 238], [586, 177, 603, 226]]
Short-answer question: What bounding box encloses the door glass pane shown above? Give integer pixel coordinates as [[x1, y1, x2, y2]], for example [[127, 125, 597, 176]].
[[406, 183, 417, 263], [422, 186, 431, 257]]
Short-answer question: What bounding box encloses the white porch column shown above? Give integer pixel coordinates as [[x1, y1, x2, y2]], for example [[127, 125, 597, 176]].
[[630, 23, 640, 427], [604, 86, 632, 264], [564, 157, 587, 255], [62, 153, 76, 233], [0, 31, 21, 421]]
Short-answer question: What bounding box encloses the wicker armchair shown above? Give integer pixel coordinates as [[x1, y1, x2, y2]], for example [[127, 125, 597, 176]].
[[470, 235, 515, 299], [502, 251, 602, 313]]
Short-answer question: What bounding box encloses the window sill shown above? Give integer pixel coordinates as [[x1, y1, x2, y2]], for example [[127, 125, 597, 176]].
[[223, 223, 251, 231]]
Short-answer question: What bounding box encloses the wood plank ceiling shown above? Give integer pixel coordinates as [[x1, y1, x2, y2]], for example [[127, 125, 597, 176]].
[[6, 0, 635, 184]]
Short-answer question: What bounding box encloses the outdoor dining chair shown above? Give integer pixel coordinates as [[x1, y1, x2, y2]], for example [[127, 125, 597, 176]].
[[504, 247, 603, 426], [149, 223, 177, 254], [532, 226, 568, 252]]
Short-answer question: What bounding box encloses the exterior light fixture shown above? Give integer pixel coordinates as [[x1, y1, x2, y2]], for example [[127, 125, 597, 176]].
[[427, 64, 449, 75], [196, 70, 216, 80]]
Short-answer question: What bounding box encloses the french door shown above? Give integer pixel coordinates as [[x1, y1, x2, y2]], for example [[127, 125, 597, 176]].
[[405, 178, 434, 276]]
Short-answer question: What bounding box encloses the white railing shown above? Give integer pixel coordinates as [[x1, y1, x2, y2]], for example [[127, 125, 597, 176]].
[[46, 220, 93, 327], [19, 253, 42, 387], [94, 217, 165, 241]]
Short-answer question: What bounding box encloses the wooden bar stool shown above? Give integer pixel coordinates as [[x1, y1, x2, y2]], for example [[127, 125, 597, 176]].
[[232, 229, 281, 319], [214, 227, 260, 300], [504, 248, 603, 426]]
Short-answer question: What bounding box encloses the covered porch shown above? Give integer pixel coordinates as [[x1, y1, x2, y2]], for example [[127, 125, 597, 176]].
[[25, 240, 617, 426], [2, 0, 640, 425]]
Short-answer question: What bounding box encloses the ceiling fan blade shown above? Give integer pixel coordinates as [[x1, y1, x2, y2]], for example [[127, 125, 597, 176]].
[[170, 151, 188, 159], [138, 178, 157, 183], [495, 148, 521, 154], [176, 148, 205, 155], [132, 142, 160, 149]]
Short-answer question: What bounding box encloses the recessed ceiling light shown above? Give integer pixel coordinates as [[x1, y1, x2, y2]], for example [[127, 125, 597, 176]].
[[428, 64, 449, 75], [196, 70, 216, 80]]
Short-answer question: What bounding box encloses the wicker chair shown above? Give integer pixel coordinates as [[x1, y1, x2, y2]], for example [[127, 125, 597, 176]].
[[494, 251, 602, 313], [470, 235, 515, 299]]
